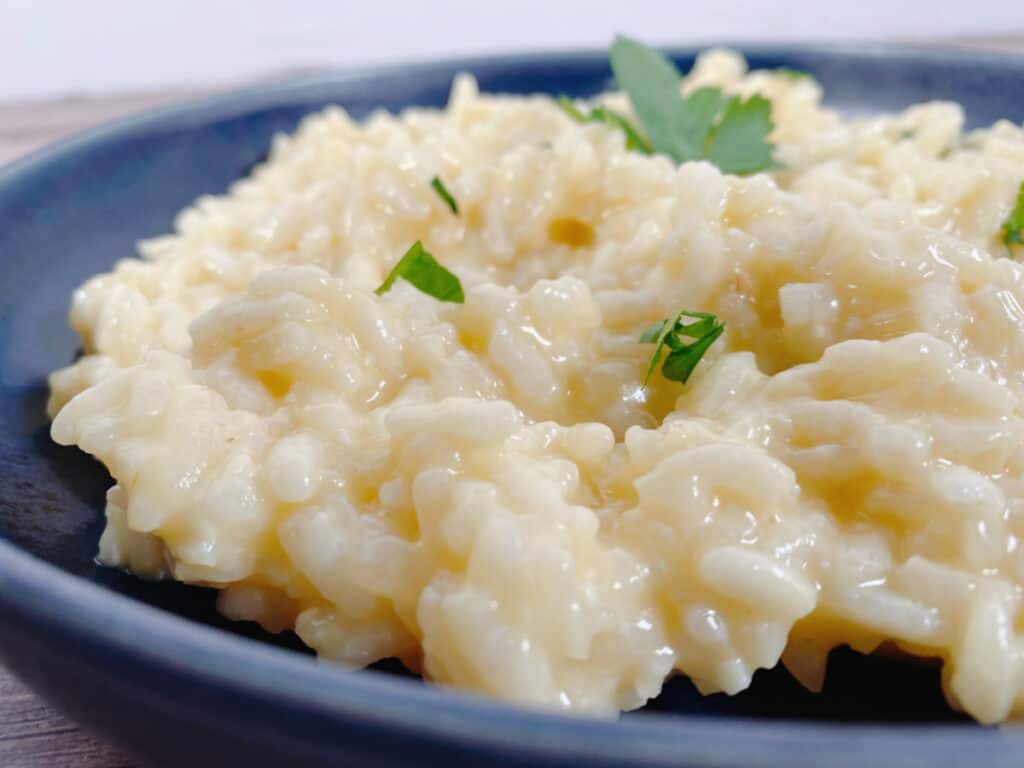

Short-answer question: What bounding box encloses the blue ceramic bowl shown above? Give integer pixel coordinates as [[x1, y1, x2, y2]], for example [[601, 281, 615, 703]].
[[2, 45, 1024, 768]]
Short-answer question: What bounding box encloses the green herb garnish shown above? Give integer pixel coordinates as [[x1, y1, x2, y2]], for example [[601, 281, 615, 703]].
[[705, 95, 776, 175], [608, 35, 777, 174], [775, 67, 812, 80], [640, 311, 725, 385], [376, 241, 464, 303], [431, 176, 459, 215], [1002, 182, 1024, 254], [556, 96, 653, 154]]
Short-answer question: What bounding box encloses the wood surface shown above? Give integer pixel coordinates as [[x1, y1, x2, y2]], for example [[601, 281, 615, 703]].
[[2, 36, 1022, 767]]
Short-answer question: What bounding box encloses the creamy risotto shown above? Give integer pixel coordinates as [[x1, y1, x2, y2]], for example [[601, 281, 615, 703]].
[[47, 48, 1024, 723]]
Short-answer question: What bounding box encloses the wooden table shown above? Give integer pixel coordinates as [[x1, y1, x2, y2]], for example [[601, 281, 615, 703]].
[[3, 36, 1023, 767]]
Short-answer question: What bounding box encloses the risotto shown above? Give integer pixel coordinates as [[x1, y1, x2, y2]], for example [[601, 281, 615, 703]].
[[47, 47, 1024, 723]]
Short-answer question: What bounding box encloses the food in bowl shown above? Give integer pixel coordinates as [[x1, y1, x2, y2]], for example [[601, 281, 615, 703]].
[[47, 37, 1024, 723]]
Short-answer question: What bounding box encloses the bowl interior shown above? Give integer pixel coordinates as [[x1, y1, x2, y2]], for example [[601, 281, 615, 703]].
[[2, 45, 1023, 727]]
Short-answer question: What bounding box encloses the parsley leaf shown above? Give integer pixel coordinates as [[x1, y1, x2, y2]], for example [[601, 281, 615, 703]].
[[431, 176, 459, 215], [1002, 182, 1024, 251], [640, 311, 725, 385], [608, 35, 776, 174], [706, 95, 777, 175], [556, 96, 652, 154], [609, 37, 714, 163], [375, 241, 464, 303], [775, 67, 812, 80], [640, 311, 685, 384]]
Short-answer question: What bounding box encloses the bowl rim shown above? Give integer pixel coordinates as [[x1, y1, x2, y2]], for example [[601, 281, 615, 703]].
[[3, 42, 1024, 768]]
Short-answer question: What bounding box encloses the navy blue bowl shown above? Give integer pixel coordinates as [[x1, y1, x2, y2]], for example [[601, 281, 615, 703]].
[[2, 45, 1024, 768]]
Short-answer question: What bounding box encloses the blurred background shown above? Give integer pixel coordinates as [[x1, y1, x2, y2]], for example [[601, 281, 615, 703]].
[[2, 0, 1021, 101], [2, 0, 1019, 165]]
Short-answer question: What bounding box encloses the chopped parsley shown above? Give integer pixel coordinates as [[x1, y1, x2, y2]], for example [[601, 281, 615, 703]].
[[775, 66, 812, 80], [556, 96, 653, 154], [375, 241, 464, 303], [431, 176, 459, 215], [1002, 182, 1024, 253], [608, 35, 777, 174], [640, 311, 725, 385]]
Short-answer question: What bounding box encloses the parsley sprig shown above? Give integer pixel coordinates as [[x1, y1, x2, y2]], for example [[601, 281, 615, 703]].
[[431, 176, 459, 215], [376, 241, 464, 303], [557, 37, 778, 174], [608, 36, 777, 175], [1002, 182, 1024, 255], [640, 311, 725, 385]]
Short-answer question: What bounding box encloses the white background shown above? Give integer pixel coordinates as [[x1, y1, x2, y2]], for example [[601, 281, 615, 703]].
[[1, 0, 1021, 102]]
